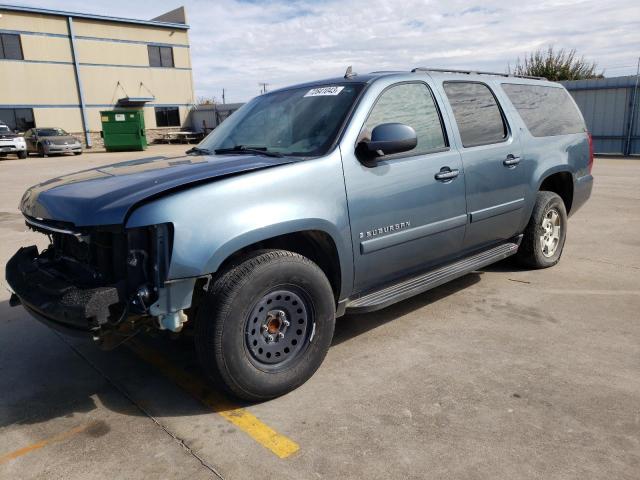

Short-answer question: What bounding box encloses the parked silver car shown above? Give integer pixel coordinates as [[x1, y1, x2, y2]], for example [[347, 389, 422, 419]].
[[24, 128, 83, 157]]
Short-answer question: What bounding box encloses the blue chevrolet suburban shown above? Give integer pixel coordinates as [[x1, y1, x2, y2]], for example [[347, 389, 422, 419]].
[[6, 68, 593, 400]]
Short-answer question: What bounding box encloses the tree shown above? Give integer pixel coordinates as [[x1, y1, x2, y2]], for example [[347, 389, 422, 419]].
[[196, 96, 217, 105], [511, 46, 603, 80]]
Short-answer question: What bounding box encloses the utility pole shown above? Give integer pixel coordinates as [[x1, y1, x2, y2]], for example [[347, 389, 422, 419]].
[[259, 82, 269, 94], [222, 88, 226, 104], [625, 56, 640, 156]]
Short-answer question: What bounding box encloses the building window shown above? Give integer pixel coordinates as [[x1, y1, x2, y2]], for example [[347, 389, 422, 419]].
[[155, 107, 180, 127], [147, 45, 174, 68], [0, 33, 24, 60], [0, 108, 35, 131]]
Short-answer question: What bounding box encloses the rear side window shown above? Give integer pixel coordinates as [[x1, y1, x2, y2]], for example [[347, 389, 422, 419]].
[[443, 82, 507, 147], [362, 83, 447, 155], [502, 84, 586, 137]]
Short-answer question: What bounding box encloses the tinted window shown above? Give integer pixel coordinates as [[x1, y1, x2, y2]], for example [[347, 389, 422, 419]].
[[362, 83, 447, 155], [159, 47, 174, 67], [147, 45, 161, 67], [443, 82, 507, 147], [0, 33, 23, 60], [155, 107, 180, 127], [148, 45, 174, 67], [502, 84, 585, 137], [36, 128, 69, 136], [0, 108, 34, 131]]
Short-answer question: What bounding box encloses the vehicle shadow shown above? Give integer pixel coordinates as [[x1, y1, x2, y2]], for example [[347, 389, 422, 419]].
[[333, 272, 482, 346], [0, 265, 508, 428]]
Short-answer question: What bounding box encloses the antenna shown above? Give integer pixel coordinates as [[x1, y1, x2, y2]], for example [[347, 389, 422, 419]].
[[258, 82, 269, 94], [344, 66, 357, 79]]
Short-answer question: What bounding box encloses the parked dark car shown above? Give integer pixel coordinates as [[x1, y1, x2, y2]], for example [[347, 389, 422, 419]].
[[7, 68, 593, 401], [24, 128, 83, 157]]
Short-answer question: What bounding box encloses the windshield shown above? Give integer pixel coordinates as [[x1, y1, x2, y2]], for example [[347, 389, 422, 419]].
[[37, 128, 69, 136], [0, 125, 10, 133], [198, 84, 363, 157]]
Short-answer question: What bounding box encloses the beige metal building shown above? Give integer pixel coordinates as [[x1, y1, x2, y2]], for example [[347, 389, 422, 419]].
[[0, 4, 195, 147]]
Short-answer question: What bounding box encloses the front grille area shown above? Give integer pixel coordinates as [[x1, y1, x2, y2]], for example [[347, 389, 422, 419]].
[[51, 138, 74, 146], [49, 230, 128, 287]]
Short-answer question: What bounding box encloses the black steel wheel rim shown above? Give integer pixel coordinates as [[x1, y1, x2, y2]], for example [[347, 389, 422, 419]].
[[244, 286, 314, 370]]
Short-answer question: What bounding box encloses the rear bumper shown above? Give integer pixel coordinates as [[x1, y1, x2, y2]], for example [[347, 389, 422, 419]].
[[6, 246, 123, 335], [571, 174, 593, 216]]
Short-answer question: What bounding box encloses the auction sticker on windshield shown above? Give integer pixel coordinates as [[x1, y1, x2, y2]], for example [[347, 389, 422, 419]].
[[304, 86, 345, 97]]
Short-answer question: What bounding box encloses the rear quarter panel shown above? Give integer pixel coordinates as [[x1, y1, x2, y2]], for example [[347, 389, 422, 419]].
[[494, 81, 592, 226]]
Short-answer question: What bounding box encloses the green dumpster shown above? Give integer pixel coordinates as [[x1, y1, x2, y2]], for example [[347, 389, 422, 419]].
[[100, 110, 147, 151]]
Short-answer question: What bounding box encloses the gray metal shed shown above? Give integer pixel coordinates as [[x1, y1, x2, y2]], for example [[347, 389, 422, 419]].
[[562, 76, 639, 155], [189, 103, 244, 133]]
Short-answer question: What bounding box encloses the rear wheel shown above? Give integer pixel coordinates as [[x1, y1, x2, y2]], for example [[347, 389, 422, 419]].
[[516, 191, 567, 268], [195, 250, 336, 401]]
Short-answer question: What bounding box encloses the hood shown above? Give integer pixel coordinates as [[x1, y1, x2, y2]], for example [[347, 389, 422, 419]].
[[20, 153, 297, 226], [0, 132, 19, 140]]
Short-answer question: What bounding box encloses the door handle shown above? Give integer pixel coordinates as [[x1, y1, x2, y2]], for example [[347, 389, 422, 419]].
[[503, 154, 521, 167], [435, 167, 459, 182]]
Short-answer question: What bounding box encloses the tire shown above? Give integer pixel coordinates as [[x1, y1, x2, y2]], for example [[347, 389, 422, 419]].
[[73, 151, 82, 156], [516, 191, 568, 268], [195, 250, 336, 401], [17, 150, 27, 159]]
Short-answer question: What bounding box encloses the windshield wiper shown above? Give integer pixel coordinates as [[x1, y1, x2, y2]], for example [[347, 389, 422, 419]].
[[214, 145, 283, 158], [186, 146, 212, 155]]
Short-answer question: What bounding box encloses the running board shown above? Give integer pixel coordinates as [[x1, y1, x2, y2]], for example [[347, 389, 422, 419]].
[[346, 239, 521, 314]]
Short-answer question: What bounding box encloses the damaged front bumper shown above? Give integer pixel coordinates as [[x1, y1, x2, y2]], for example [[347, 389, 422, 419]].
[[6, 245, 123, 336], [6, 220, 197, 347]]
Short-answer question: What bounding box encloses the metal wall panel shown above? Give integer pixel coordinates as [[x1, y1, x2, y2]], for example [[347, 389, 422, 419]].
[[562, 76, 639, 155], [188, 103, 243, 132]]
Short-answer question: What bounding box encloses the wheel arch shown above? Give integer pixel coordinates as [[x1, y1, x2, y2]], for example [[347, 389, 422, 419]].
[[205, 222, 350, 302], [537, 169, 574, 214]]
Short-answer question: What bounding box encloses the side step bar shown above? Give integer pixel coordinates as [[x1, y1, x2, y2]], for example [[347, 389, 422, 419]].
[[346, 239, 521, 314]]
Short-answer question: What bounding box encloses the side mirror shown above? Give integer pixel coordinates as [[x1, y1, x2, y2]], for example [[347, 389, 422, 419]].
[[357, 123, 417, 160]]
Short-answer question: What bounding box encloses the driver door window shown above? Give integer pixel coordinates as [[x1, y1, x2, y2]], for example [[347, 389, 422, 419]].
[[361, 83, 448, 157]]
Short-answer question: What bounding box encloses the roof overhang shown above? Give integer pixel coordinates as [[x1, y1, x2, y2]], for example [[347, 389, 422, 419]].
[[117, 97, 155, 107], [0, 4, 190, 29]]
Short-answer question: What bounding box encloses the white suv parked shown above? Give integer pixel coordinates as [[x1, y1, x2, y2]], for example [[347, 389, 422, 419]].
[[0, 123, 27, 159]]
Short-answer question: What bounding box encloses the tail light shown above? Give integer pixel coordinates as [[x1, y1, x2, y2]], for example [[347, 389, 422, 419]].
[[587, 132, 594, 174]]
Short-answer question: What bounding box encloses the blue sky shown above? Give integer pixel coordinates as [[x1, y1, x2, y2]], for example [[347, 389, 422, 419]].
[[12, 0, 640, 103]]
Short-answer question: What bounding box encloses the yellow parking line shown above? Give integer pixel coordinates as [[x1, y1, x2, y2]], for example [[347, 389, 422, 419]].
[[0, 423, 90, 465], [126, 338, 300, 459]]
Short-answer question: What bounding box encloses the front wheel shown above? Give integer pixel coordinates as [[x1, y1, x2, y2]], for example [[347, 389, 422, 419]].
[[17, 150, 27, 159], [195, 250, 336, 401], [516, 191, 568, 268]]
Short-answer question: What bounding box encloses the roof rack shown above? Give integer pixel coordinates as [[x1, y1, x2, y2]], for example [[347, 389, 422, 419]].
[[411, 67, 546, 81]]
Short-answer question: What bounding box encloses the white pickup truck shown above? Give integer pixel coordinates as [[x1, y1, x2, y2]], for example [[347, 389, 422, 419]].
[[0, 123, 27, 159]]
